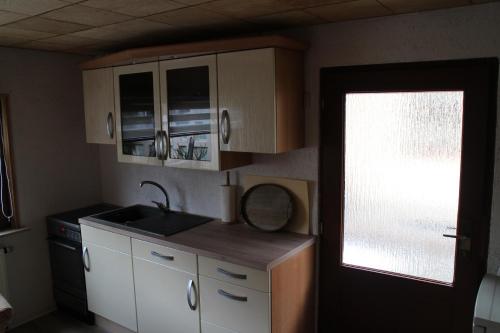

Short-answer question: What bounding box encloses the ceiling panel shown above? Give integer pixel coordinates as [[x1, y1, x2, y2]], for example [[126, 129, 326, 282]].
[[250, 10, 326, 28], [6, 17, 89, 34], [200, 0, 295, 18], [41, 4, 132, 26], [0, 10, 27, 25], [147, 6, 238, 27], [306, 0, 392, 22], [0, 0, 69, 15], [0, 26, 55, 41], [72, 19, 173, 42], [0, 0, 496, 55], [81, 0, 186, 17], [379, 0, 469, 13]]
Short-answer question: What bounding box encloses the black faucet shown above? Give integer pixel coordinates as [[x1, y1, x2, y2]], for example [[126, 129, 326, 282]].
[[140, 181, 170, 213]]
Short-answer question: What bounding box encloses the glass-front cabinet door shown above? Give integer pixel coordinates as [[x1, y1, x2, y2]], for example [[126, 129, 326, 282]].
[[114, 62, 162, 165], [159, 55, 219, 170]]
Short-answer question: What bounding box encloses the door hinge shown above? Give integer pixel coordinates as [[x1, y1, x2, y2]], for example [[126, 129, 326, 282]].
[[319, 220, 324, 235]]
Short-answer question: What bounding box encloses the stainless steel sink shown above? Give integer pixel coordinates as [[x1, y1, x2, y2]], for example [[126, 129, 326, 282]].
[[91, 204, 212, 237]]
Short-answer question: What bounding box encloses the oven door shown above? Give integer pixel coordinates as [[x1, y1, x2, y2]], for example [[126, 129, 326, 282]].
[[48, 237, 86, 299]]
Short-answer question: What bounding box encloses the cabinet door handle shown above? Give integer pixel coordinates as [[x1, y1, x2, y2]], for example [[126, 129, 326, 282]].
[[187, 279, 197, 310], [217, 289, 247, 302], [161, 130, 168, 160], [221, 110, 230, 144], [155, 131, 164, 160], [82, 246, 90, 272], [151, 251, 174, 261], [216, 267, 247, 280], [106, 112, 114, 139]]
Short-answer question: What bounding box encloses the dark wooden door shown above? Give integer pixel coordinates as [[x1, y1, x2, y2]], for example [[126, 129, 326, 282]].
[[319, 59, 498, 333]]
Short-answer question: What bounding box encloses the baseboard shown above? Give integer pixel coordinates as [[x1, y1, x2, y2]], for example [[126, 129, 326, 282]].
[[7, 305, 56, 330], [95, 315, 135, 333]]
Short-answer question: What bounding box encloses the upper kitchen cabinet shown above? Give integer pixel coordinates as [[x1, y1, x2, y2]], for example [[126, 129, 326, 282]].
[[82, 68, 115, 144], [159, 55, 220, 170], [114, 62, 162, 166], [218, 48, 304, 154], [80, 36, 307, 167]]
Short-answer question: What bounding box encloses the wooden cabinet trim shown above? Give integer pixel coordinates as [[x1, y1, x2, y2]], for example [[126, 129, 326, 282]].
[[271, 244, 315, 333], [80, 35, 307, 70]]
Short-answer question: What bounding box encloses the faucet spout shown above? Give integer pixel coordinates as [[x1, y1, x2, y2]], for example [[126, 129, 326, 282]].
[[140, 181, 170, 213]]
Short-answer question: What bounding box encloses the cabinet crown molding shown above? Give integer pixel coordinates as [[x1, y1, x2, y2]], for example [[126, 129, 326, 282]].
[[80, 35, 307, 70]]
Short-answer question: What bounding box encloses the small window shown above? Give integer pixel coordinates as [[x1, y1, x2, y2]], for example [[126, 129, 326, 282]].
[[0, 95, 17, 230], [342, 91, 464, 283]]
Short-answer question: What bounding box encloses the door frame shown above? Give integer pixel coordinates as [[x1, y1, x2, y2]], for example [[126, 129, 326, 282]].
[[318, 58, 498, 332]]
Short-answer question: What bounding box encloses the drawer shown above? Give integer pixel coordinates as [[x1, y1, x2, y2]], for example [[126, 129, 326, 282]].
[[132, 238, 197, 274], [200, 276, 270, 333], [201, 321, 237, 333], [81, 224, 131, 255], [199, 256, 269, 292]]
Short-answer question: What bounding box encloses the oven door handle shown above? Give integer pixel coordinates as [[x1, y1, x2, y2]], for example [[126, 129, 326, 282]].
[[48, 238, 78, 252]]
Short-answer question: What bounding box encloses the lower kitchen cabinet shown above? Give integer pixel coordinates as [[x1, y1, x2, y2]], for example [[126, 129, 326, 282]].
[[81, 226, 137, 332], [198, 245, 315, 333], [200, 275, 270, 333], [81, 224, 315, 333], [133, 253, 200, 333]]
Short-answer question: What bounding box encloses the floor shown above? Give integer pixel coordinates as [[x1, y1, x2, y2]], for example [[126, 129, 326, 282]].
[[9, 312, 107, 333]]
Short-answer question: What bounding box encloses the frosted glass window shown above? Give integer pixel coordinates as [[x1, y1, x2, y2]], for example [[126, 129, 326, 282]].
[[343, 91, 464, 284]]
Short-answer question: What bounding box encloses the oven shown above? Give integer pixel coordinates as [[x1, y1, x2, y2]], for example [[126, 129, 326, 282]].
[[46, 204, 118, 323]]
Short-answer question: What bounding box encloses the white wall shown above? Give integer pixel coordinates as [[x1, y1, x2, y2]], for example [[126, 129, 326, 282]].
[[100, 2, 500, 273], [0, 47, 101, 326]]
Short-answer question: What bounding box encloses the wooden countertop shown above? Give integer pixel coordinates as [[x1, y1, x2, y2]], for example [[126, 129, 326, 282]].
[[79, 217, 315, 271]]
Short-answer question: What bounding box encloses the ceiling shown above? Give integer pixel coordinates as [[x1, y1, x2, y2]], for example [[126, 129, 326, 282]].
[[0, 0, 495, 56]]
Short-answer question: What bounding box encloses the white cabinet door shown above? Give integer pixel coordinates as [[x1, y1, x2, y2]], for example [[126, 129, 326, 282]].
[[114, 62, 162, 166], [82, 241, 137, 332], [83, 68, 115, 144], [217, 48, 276, 154], [134, 256, 200, 333]]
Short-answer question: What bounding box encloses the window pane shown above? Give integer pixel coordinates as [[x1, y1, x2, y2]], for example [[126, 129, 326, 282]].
[[343, 91, 463, 283]]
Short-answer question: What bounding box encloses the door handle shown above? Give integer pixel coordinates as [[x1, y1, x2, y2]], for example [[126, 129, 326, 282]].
[[442, 233, 471, 252], [106, 112, 114, 139], [82, 246, 90, 272], [187, 279, 197, 310], [221, 110, 230, 144]]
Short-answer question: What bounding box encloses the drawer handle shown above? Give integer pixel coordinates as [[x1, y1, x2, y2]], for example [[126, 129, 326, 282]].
[[187, 279, 197, 311], [217, 289, 247, 302], [217, 267, 247, 280], [151, 251, 174, 261]]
